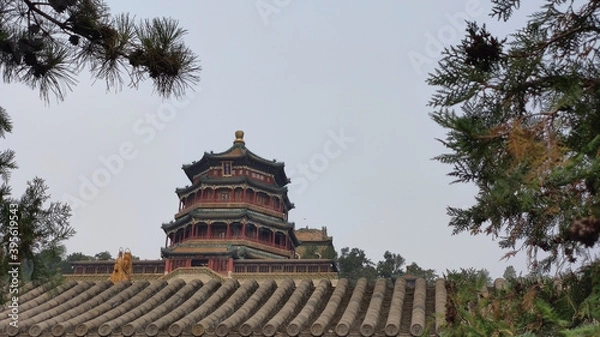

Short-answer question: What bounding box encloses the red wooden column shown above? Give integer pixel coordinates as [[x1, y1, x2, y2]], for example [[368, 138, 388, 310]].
[[207, 223, 212, 238], [226, 222, 231, 239]]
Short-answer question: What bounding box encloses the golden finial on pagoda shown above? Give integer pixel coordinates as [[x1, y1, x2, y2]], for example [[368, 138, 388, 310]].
[[234, 130, 245, 145]]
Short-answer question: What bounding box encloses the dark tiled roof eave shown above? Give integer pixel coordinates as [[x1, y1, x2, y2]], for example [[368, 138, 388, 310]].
[[161, 213, 192, 230], [175, 175, 290, 196], [162, 208, 295, 232], [5, 276, 455, 337], [182, 144, 289, 185]]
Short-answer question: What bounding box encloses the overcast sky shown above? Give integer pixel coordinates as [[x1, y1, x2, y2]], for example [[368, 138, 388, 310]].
[[2, 1, 545, 278]]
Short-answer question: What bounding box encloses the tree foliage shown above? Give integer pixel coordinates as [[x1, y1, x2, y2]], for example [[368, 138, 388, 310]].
[[94, 250, 112, 260], [428, 0, 600, 271], [376, 250, 405, 279], [405, 261, 439, 283], [337, 248, 438, 283], [57, 251, 92, 274], [442, 263, 600, 336], [65, 251, 93, 262], [0, 110, 75, 294], [0, 1, 200, 291], [503, 265, 517, 280], [0, 0, 200, 102], [336, 247, 377, 281]]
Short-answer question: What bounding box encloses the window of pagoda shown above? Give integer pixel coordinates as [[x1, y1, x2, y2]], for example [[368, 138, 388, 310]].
[[174, 228, 184, 244], [246, 189, 255, 203], [202, 188, 214, 201], [258, 227, 272, 244], [230, 222, 243, 238], [256, 192, 268, 206], [273, 197, 281, 211], [196, 222, 208, 238], [216, 187, 231, 202], [211, 222, 228, 239], [233, 187, 243, 202], [185, 194, 194, 209], [184, 224, 193, 240], [222, 162, 233, 176], [245, 223, 258, 239], [191, 259, 208, 267], [274, 232, 287, 249]]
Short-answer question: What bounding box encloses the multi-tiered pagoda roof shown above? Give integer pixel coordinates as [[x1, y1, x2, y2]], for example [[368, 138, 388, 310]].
[[161, 131, 308, 274]]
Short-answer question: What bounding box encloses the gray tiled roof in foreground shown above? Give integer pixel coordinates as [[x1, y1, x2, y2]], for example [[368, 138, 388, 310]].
[[2, 276, 449, 337]]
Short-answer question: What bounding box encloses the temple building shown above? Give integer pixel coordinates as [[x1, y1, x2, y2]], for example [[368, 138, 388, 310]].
[[295, 226, 336, 259], [161, 130, 301, 273]]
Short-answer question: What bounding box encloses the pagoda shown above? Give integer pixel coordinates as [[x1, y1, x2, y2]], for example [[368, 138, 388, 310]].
[[161, 131, 301, 273]]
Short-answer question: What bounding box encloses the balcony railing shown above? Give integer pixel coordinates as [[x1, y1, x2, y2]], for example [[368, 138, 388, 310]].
[[175, 202, 286, 220], [170, 233, 290, 251]]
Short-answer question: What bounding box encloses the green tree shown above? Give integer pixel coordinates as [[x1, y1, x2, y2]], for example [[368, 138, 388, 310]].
[[300, 245, 319, 259], [428, 0, 600, 271], [0, 1, 200, 290], [94, 250, 112, 260], [22, 244, 66, 281], [336, 247, 377, 282], [65, 252, 93, 262], [405, 261, 438, 283], [503, 265, 517, 280], [442, 264, 600, 336], [1, 0, 200, 102], [445, 267, 491, 287], [1, 178, 74, 285], [376, 250, 405, 279], [321, 245, 337, 260], [1, 110, 75, 292], [57, 251, 93, 274]]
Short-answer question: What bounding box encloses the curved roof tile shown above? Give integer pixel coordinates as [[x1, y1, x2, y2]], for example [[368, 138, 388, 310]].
[[11, 277, 452, 337]]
